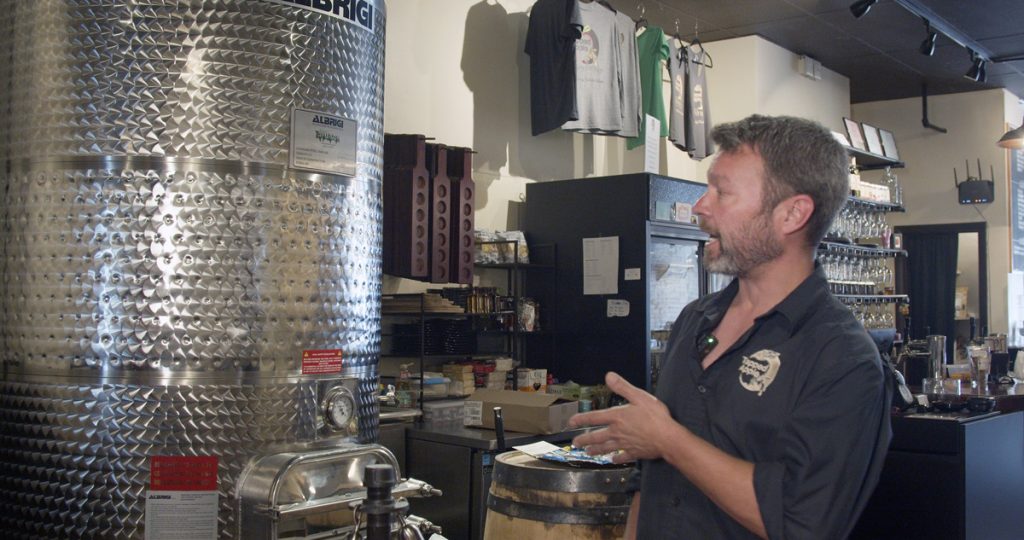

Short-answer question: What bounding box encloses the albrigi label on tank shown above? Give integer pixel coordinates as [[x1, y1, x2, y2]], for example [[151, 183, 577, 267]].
[[262, 0, 374, 31]]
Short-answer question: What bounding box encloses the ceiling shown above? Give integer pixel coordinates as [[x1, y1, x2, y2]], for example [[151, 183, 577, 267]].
[[619, 0, 1024, 103]]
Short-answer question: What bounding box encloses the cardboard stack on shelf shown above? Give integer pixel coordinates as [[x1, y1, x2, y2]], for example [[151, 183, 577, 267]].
[[443, 363, 476, 396], [382, 293, 464, 313]]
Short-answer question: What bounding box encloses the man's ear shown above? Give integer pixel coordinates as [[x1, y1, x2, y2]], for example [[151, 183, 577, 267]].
[[776, 194, 814, 236]]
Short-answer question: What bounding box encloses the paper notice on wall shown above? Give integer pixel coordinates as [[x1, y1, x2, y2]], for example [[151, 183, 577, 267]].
[[583, 237, 619, 295], [644, 115, 660, 174], [607, 299, 630, 317], [145, 456, 219, 540]]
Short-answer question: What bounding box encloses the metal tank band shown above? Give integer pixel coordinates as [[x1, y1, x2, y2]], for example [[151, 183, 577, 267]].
[[0, 0, 386, 538]]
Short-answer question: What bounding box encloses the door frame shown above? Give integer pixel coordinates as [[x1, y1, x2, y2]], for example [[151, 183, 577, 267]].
[[894, 222, 987, 337]]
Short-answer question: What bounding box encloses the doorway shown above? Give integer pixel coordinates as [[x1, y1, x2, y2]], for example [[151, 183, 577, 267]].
[[895, 222, 987, 359]]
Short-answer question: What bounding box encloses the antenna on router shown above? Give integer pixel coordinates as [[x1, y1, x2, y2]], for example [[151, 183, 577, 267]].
[[955, 157, 995, 204]]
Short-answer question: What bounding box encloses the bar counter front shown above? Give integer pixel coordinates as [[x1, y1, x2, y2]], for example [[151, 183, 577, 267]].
[[852, 383, 1024, 540]]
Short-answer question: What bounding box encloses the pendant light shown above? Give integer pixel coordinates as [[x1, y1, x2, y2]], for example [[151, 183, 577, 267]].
[[997, 117, 1024, 149]]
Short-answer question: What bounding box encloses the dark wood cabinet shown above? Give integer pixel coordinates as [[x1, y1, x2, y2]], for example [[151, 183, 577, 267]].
[[852, 411, 1024, 540]]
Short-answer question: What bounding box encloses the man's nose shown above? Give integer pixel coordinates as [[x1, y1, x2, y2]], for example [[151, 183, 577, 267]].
[[693, 193, 709, 215]]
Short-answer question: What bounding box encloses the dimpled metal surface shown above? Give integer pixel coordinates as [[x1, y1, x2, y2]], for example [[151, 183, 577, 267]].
[[0, 0, 385, 537]]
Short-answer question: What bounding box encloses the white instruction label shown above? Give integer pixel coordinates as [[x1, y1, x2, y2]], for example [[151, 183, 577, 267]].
[[464, 400, 483, 426], [624, 268, 641, 281], [644, 115, 661, 174], [144, 491, 218, 540], [290, 108, 358, 176], [607, 299, 630, 317]]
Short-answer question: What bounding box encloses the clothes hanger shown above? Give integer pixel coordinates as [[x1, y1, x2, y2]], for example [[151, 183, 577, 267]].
[[673, 19, 688, 65], [689, 21, 714, 69], [635, 2, 648, 30]]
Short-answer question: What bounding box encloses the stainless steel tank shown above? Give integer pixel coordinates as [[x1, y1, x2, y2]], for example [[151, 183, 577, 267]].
[[0, 0, 386, 537]]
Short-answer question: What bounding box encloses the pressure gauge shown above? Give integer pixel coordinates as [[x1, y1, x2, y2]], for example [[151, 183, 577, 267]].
[[323, 386, 357, 431]]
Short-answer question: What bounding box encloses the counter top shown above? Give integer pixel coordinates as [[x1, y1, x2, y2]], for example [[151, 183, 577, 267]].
[[914, 381, 1024, 413], [407, 423, 587, 451]]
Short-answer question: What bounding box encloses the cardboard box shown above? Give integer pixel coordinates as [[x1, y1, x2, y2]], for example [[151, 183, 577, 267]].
[[463, 389, 577, 434], [516, 368, 547, 392]]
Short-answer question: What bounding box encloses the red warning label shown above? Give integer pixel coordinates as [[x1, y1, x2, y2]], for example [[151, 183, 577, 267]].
[[301, 349, 344, 374], [149, 456, 219, 492]]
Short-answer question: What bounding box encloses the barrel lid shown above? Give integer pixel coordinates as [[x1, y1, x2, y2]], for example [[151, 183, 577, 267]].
[[492, 451, 635, 493]]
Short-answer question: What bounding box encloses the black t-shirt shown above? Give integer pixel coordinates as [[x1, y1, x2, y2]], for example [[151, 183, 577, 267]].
[[637, 266, 892, 539], [525, 0, 582, 135]]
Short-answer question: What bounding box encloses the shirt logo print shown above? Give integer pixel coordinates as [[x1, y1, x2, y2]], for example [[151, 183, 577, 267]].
[[738, 349, 781, 396]]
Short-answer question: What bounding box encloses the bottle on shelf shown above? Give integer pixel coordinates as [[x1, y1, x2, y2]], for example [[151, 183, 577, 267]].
[[396, 363, 414, 408], [883, 166, 903, 207]]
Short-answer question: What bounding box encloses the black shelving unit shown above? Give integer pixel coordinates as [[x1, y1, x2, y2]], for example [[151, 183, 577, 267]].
[[380, 241, 557, 409], [819, 240, 907, 258], [381, 293, 511, 409], [824, 190, 910, 335], [474, 240, 558, 383], [835, 294, 909, 303], [846, 145, 905, 171], [847, 194, 906, 213]]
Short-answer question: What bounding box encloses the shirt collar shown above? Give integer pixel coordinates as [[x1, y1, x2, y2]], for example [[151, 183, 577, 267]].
[[694, 263, 830, 335]]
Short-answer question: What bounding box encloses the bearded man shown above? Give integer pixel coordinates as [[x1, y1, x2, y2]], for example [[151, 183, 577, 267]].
[[570, 115, 891, 540]]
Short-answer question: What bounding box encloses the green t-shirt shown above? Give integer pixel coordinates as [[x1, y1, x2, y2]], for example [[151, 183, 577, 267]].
[[628, 26, 670, 150]]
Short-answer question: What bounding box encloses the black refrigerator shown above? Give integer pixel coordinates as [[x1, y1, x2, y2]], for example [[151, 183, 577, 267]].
[[523, 173, 722, 391]]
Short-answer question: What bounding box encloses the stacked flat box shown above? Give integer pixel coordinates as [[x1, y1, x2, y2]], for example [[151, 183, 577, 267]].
[[384, 134, 430, 278], [443, 363, 476, 395], [426, 144, 452, 283], [448, 147, 476, 284]]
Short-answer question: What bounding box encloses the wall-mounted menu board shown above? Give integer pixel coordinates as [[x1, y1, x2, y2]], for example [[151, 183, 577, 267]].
[[1011, 147, 1024, 271]]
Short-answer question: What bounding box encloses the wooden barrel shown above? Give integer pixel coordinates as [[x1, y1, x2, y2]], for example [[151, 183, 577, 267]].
[[483, 451, 635, 540]]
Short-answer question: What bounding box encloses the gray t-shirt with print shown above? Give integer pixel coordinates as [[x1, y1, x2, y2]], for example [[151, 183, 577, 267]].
[[561, 1, 622, 133]]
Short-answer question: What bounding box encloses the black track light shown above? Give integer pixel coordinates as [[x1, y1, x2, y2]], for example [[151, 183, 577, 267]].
[[849, 0, 878, 19], [964, 53, 986, 82], [919, 20, 937, 56]]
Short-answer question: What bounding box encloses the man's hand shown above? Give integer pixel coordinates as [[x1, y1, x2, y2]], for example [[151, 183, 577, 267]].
[[568, 372, 676, 463]]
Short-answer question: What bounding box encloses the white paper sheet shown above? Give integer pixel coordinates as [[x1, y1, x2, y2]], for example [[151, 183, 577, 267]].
[[607, 299, 630, 317], [583, 237, 619, 295], [513, 441, 562, 458], [644, 115, 660, 174]]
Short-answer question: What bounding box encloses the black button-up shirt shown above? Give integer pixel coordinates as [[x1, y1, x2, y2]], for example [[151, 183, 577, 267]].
[[637, 266, 891, 540]]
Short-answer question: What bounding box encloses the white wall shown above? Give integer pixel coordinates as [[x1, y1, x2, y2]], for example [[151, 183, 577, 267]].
[[957, 232, 980, 318], [853, 88, 1024, 335], [382, 1, 850, 291], [685, 36, 850, 181]]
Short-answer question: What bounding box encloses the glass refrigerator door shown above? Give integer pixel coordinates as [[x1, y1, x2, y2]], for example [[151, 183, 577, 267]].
[[649, 236, 703, 389]]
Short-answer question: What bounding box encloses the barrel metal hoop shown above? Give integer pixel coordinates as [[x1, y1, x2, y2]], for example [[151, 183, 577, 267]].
[[5, 155, 355, 184], [492, 461, 635, 493], [486, 493, 630, 525]]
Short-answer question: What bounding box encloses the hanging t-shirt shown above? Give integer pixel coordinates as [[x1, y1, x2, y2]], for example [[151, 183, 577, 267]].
[[667, 38, 688, 151], [628, 26, 670, 150], [615, 11, 642, 138], [686, 46, 714, 159], [525, 0, 583, 136], [561, 1, 622, 133]]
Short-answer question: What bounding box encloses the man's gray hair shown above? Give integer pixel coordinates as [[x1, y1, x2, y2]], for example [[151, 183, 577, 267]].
[[711, 115, 849, 248]]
